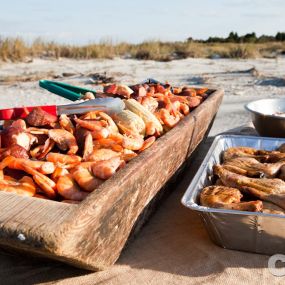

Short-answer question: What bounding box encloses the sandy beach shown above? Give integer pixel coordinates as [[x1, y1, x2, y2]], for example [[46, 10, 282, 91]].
[[0, 58, 285, 284], [1, 57, 285, 135]]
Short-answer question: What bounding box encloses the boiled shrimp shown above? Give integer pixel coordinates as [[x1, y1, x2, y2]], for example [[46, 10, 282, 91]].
[[37, 138, 55, 160], [57, 174, 88, 201], [9, 158, 55, 175], [2, 156, 56, 198], [83, 132, 93, 161], [94, 138, 123, 152], [51, 167, 69, 182], [91, 128, 110, 140], [59, 114, 75, 134], [46, 152, 82, 165], [86, 148, 120, 162], [121, 129, 144, 151], [92, 156, 123, 180], [74, 117, 104, 131], [117, 125, 144, 150], [0, 176, 36, 197], [158, 108, 180, 128], [179, 103, 190, 115], [98, 112, 119, 133], [145, 122, 157, 136], [120, 149, 138, 162], [71, 165, 103, 192], [79, 111, 101, 120], [141, 96, 158, 113], [139, 136, 156, 152]]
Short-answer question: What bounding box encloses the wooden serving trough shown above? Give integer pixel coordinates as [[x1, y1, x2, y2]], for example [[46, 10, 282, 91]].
[[0, 89, 223, 270]]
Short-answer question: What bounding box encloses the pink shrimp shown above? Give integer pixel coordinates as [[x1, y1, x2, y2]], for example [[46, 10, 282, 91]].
[[91, 128, 110, 140], [46, 152, 82, 165], [59, 114, 75, 134], [83, 132, 93, 161], [71, 165, 103, 192], [57, 174, 88, 201], [0, 176, 36, 197], [86, 148, 120, 163], [74, 117, 104, 131], [92, 156, 123, 180], [2, 156, 56, 198], [158, 108, 180, 128], [51, 167, 69, 182], [139, 136, 156, 152]]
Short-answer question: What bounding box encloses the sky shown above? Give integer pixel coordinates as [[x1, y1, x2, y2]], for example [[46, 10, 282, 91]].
[[1, 0, 285, 44]]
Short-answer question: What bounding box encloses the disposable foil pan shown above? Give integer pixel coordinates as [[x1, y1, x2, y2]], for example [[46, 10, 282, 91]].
[[181, 135, 285, 255]]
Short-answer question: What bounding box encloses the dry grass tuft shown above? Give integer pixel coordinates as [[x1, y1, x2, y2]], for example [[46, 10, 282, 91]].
[[0, 37, 285, 62]]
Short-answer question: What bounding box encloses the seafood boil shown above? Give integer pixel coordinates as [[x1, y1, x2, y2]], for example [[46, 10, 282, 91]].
[[0, 82, 209, 203]]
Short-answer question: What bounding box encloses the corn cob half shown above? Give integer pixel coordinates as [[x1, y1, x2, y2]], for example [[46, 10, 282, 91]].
[[124, 99, 163, 133], [113, 110, 146, 136]]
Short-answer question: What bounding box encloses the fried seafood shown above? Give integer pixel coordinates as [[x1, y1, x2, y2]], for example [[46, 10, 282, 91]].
[[200, 144, 285, 214], [262, 201, 285, 215], [223, 157, 285, 178], [223, 147, 270, 161], [213, 165, 285, 210], [200, 186, 262, 212]]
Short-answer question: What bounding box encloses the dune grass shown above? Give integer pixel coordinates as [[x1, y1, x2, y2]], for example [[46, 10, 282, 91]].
[[0, 37, 285, 62]]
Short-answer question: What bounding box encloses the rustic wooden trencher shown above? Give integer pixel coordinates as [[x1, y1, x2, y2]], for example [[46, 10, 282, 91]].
[[0, 89, 223, 270]]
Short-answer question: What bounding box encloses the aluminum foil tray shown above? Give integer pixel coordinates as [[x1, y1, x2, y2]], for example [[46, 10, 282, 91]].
[[181, 135, 285, 255]]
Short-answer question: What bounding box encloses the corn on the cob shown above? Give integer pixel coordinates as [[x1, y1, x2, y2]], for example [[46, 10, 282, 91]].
[[113, 110, 146, 135], [124, 99, 163, 133]]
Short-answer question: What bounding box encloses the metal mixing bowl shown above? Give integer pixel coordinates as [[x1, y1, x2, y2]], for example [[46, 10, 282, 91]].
[[245, 98, 285, 137]]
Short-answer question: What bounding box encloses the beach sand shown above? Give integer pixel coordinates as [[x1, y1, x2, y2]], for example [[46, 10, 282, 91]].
[[0, 58, 284, 284], [1, 57, 285, 135]]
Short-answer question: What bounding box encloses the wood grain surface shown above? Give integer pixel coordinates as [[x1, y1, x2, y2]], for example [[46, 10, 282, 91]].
[[0, 89, 224, 270]]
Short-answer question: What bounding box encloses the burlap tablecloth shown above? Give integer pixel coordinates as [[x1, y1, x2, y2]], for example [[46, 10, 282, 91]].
[[0, 126, 283, 285]]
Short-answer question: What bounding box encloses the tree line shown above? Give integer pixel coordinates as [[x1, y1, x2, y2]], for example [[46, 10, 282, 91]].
[[187, 32, 285, 43]]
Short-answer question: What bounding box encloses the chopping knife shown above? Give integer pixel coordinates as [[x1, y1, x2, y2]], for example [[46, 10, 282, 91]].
[[0, 98, 125, 120]]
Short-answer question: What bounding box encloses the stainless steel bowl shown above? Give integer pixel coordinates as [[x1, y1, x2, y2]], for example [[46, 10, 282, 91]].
[[245, 98, 285, 137]]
